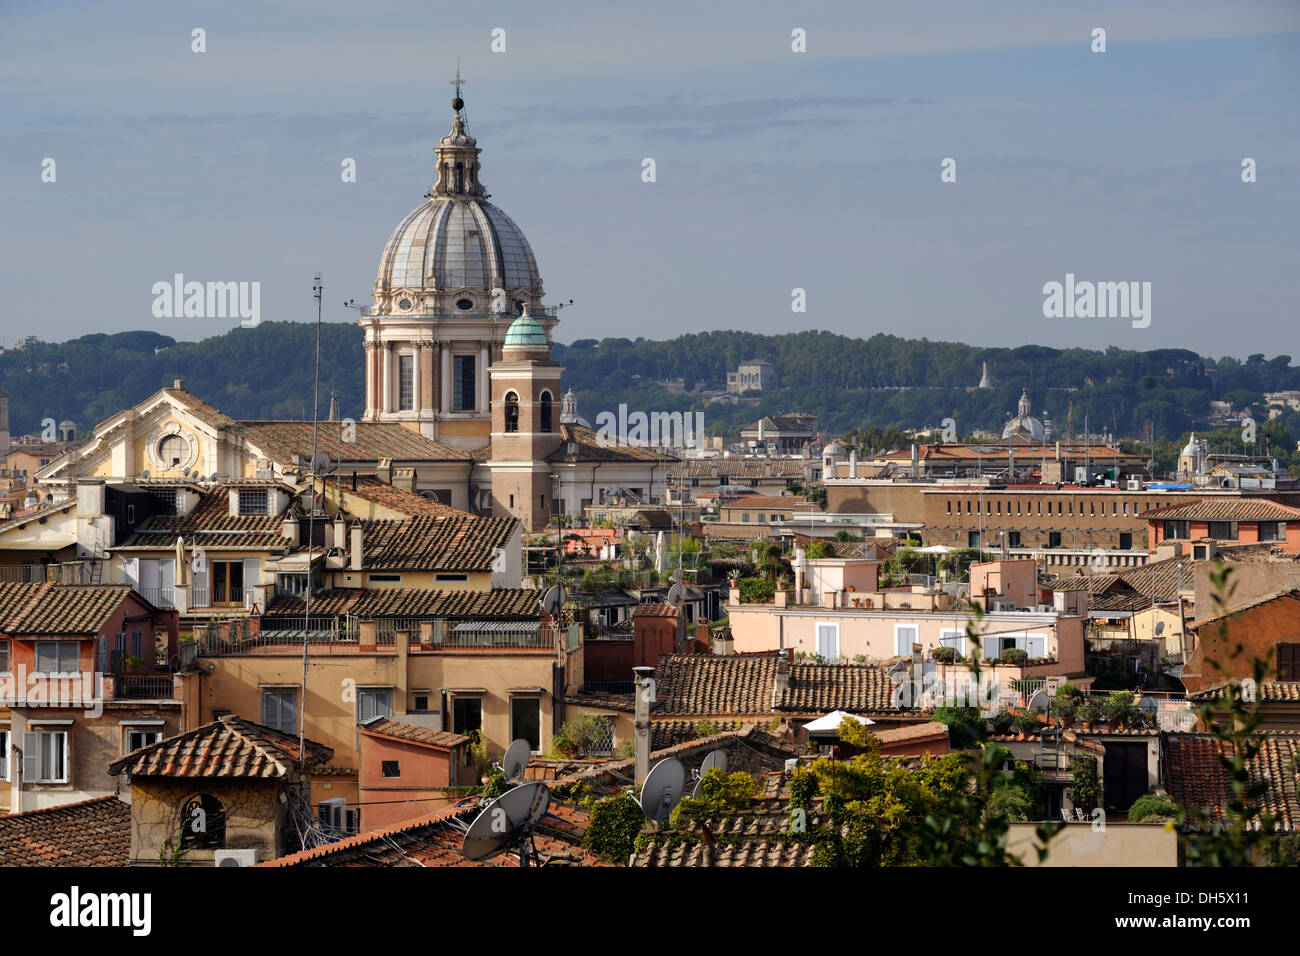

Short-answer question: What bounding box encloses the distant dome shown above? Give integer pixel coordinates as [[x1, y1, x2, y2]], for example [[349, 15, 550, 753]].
[[1002, 389, 1045, 442], [822, 442, 846, 459], [1180, 433, 1199, 457]]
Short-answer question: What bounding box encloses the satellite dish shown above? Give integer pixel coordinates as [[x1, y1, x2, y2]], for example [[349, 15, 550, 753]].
[[182, 468, 191, 477], [140, 469, 150, 479], [539, 585, 565, 616], [639, 757, 686, 825], [667, 582, 688, 606], [500, 738, 531, 782], [1028, 690, 1051, 713], [1154, 620, 1165, 636], [461, 782, 551, 866], [691, 750, 728, 798]]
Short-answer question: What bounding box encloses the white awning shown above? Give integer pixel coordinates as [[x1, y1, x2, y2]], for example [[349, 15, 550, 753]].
[[802, 710, 875, 734]]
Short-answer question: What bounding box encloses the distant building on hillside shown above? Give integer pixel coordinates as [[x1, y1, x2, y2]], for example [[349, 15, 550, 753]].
[[740, 413, 817, 453], [727, 359, 778, 394]]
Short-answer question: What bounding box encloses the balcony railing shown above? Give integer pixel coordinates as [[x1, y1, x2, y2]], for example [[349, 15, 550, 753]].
[[137, 586, 176, 609], [114, 674, 177, 700], [425, 621, 556, 649], [199, 616, 362, 656], [191, 586, 252, 609]]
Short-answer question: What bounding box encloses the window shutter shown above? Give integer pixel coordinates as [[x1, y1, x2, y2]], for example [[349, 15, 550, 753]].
[[1028, 636, 1047, 659], [243, 559, 261, 608], [123, 557, 139, 588], [35, 642, 55, 673], [22, 733, 38, 781], [0, 639, 9, 673]]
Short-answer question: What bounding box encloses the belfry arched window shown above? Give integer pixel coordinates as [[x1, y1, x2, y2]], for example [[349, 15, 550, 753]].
[[540, 392, 553, 433], [504, 392, 519, 433]]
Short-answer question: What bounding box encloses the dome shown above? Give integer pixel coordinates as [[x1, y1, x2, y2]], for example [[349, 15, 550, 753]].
[[822, 442, 846, 459], [1002, 388, 1046, 442], [504, 311, 548, 347], [1180, 433, 1199, 457], [376, 198, 541, 297]]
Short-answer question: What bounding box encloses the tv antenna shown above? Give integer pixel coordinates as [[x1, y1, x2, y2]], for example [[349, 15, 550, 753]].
[[460, 781, 551, 867], [496, 738, 532, 783], [343, 299, 369, 316], [639, 757, 686, 825]]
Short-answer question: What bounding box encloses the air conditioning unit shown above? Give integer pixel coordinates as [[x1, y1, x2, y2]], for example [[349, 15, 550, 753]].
[[214, 849, 258, 867], [1126, 478, 1142, 490]]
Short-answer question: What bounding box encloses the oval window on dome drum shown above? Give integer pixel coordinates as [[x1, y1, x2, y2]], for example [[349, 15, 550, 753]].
[[397, 298, 412, 311], [456, 298, 474, 311]]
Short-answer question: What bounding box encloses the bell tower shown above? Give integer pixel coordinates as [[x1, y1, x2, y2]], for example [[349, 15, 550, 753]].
[[487, 307, 564, 531]]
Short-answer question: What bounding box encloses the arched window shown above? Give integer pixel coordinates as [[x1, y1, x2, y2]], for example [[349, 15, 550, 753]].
[[454, 162, 464, 193], [179, 793, 226, 850], [540, 392, 553, 433], [504, 392, 519, 433]]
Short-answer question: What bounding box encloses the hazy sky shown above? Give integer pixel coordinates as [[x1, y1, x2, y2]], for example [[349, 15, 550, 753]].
[[2, 0, 1298, 359]]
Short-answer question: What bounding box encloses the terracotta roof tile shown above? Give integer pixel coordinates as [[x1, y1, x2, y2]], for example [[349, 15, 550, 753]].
[[0, 795, 130, 866], [126, 488, 292, 551], [1164, 733, 1300, 831], [108, 716, 333, 778], [1139, 498, 1300, 522], [361, 719, 468, 749], [264, 587, 540, 620], [546, 424, 669, 463], [238, 420, 471, 464], [0, 582, 141, 635], [341, 476, 470, 518], [358, 514, 517, 572]]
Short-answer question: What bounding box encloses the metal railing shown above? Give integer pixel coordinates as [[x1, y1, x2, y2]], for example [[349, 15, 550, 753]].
[[114, 674, 176, 700], [199, 616, 360, 655], [137, 586, 176, 608], [582, 680, 635, 695], [375, 618, 426, 646], [190, 586, 251, 609], [427, 622, 557, 649]]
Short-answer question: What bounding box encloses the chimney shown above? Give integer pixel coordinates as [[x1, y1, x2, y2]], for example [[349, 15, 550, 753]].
[[910, 443, 919, 478], [350, 523, 363, 571], [281, 512, 298, 541], [333, 516, 345, 551], [849, 450, 857, 479], [773, 648, 791, 710], [173, 379, 186, 392], [375, 458, 392, 485], [633, 666, 654, 783]]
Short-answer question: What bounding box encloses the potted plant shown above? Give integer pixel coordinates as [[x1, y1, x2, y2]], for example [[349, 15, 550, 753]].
[[1078, 702, 1105, 730]]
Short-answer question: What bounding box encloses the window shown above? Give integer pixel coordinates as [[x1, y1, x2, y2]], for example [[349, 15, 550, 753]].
[[23, 731, 67, 783], [453, 697, 482, 735], [398, 354, 414, 410], [276, 572, 309, 597], [1163, 520, 1190, 540], [368, 574, 402, 583], [510, 697, 541, 752], [816, 622, 839, 660], [318, 798, 359, 837], [381, 760, 401, 778], [940, 629, 965, 656], [1260, 521, 1285, 542], [540, 392, 553, 433], [1119, 532, 1133, 550], [180, 794, 226, 849], [1279, 643, 1300, 682], [357, 687, 393, 723], [0, 638, 9, 673], [435, 573, 468, 582], [238, 490, 268, 515], [1048, 532, 1062, 548], [126, 729, 161, 753], [895, 625, 918, 657], [771, 514, 781, 522], [158, 435, 186, 467], [34, 641, 79, 675], [742, 513, 750, 523], [453, 355, 476, 411], [504, 392, 519, 432], [967, 531, 980, 548], [758, 514, 766, 523], [0, 731, 7, 781], [261, 688, 298, 734], [208, 560, 244, 606], [1007, 532, 1021, 548], [1207, 521, 1238, 541], [412, 695, 430, 712], [456, 298, 474, 311]]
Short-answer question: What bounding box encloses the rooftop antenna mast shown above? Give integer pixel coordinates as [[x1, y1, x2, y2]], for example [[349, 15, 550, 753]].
[[300, 272, 323, 769]]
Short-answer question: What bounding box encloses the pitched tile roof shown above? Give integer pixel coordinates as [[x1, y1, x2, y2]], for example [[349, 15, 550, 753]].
[[108, 716, 333, 778], [357, 514, 517, 572], [124, 488, 292, 551], [652, 653, 898, 717], [0, 582, 141, 635], [1164, 733, 1300, 831], [547, 423, 669, 463], [260, 800, 607, 867], [162, 387, 236, 429], [238, 420, 472, 463], [339, 476, 470, 518], [1188, 681, 1300, 702], [0, 795, 131, 866], [1187, 587, 1300, 631], [651, 719, 744, 749], [1138, 498, 1300, 522], [264, 587, 540, 620], [633, 838, 817, 867], [360, 719, 468, 750]]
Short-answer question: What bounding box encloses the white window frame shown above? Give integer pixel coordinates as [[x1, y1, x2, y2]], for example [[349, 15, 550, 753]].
[[261, 686, 299, 734], [509, 695, 542, 753], [0, 730, 8, 781], [894, 624, 918, 658], [940, 628, 965, 657], [23, 730, 68, 784], [815, 621, 840, 661], [357, 686, 393, 724], [125, 728, 161, 753]]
